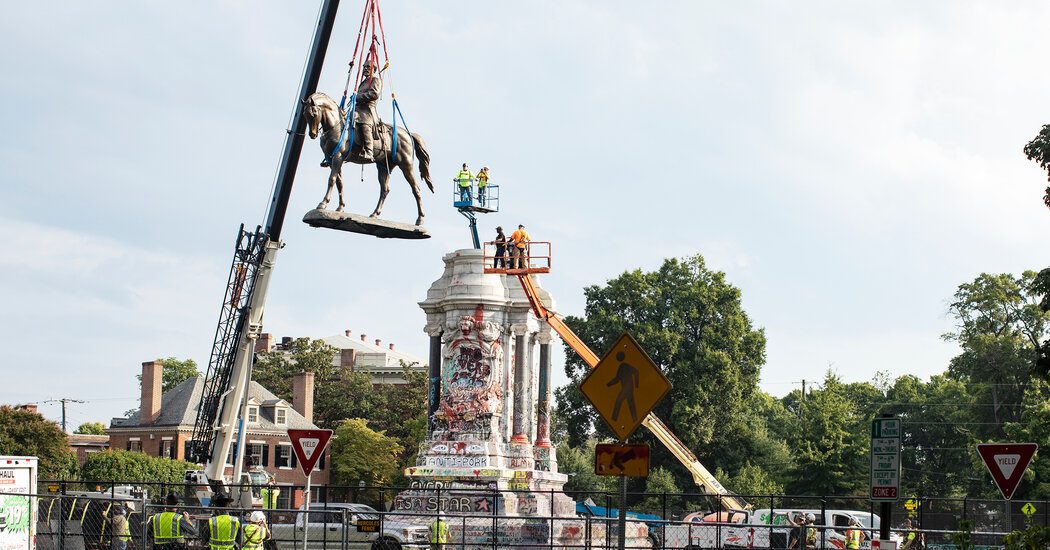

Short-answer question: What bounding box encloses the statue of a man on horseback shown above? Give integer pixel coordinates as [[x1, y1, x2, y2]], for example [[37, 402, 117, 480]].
[[304, 88, 434, 226]]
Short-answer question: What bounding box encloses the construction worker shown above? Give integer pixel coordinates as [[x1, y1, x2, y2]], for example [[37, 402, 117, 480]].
[[900, 518, 923, 550], [476, 166, 490, 206], [241, 511, 270, 550], [429, 511, 450, 550], [509, 224, 531, 269], [101, 504, 131, 550], [455, 163, 473, 203], [344, 59, 382, 163], [146, 493, 196, 550], [493, 226, 507, 269], [259, 479, 280, 511], [787, 512, 805, 549], [804, 513, 818, 548], [845, 517, 865, 550], [203, 494, 240, 550]]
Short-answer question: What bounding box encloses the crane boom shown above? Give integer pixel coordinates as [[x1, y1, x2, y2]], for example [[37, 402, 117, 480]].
[[515, 272, 749, 511]]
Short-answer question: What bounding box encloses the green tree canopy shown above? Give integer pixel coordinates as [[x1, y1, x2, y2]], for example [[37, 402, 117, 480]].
[[74, 422, 107, 435], [0, 406, 77, 479], [555, 255, 767, 492], [81, 449, 196, 486], [1023, 123, 1050, 210], [329, 418, 403, 486]]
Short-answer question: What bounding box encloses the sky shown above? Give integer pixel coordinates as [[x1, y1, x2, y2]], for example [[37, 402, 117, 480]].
[[3, 1, 1049, 430]]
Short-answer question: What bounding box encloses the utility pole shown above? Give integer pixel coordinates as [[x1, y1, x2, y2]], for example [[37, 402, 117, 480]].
[[45, 398, 85, 433]]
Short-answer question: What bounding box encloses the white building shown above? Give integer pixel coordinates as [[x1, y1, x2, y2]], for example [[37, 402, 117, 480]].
[[257, 330, 427, 385]]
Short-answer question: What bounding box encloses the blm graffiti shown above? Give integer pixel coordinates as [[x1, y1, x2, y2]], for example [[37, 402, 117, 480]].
[[435, 313, 504, 433]]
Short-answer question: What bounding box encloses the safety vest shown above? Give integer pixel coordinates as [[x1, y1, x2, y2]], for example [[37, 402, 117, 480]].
[[242, 523, 269, 550], [846, 528, 862, 549], [477, 172, 489, 188], [209, 514, 240, 550], [430, 519, 450, 543], [260, 487, 280, 509], [152, 511, 182, 543], [805, 525, 817, 545], [456, 170, 472, 187]]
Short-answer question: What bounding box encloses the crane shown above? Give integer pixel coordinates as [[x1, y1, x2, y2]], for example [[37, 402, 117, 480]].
[[184, 0, 343, 505], [483, 243, 750, 513]]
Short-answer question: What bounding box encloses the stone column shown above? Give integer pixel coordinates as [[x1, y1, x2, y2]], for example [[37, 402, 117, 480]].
[[510, 325, 529, 444], [535, 331, 553, 448], [425, 325, 443, 421]]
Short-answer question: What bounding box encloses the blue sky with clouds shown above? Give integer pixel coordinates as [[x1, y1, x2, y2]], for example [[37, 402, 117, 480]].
[[3, 1, 1049, 428]]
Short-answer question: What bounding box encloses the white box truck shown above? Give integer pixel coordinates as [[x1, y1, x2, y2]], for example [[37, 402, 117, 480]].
[[0, 456, 38, 550]]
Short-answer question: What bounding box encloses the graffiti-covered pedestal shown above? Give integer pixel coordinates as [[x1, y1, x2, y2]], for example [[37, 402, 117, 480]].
[[396, 249, 648, 548]]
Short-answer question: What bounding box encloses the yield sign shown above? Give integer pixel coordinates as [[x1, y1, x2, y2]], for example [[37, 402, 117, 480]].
[[976, 443, 1038, 500], [288, 429, 334, 477]]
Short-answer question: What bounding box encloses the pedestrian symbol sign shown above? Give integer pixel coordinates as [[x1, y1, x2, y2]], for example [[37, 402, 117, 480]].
[[1022, 502, 1036, 517], [580, 332, 671, 441]]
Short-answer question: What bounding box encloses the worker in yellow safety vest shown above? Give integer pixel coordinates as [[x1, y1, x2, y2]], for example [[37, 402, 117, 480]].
[[845, 517, 865, 549], [147, 493, 197, 550], [204, 495, 241, 550], [260, 480, 280, 510], [476, 166, 490, 206], [455, 163, 474, 203], [509, 224, 531, 269], [241, 511, 271, 550], [429, 511, 450, 550]]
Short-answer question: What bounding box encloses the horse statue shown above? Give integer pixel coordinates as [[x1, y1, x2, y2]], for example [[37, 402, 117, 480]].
[[304, 92, 434, 226]]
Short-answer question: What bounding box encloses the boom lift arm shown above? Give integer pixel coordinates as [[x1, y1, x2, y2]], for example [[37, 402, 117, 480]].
[[516, 271, 749, 512], [185, 0, 342, 501]]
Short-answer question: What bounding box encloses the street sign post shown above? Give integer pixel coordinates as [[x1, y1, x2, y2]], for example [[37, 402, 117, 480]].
[[870, 417, 901, 501], [580, 332, 671, 441], [595, 443, 651, 477], [976, 443, 1037, 500], [288, 429, 334, 550]]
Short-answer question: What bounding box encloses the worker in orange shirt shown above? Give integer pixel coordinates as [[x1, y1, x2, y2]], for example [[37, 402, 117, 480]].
[[509, 224, 531, 269]]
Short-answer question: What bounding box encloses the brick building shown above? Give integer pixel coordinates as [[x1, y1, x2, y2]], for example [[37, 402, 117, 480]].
[[257, 330, 427, 385], [108, 361, 328, 508], [67, 434, 110, 465]]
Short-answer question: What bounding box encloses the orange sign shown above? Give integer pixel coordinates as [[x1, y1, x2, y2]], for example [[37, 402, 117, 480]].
[[595, 443, 651, 477], [580, 332, 671, 441]]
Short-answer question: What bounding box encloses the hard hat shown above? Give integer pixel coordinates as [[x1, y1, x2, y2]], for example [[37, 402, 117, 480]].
[[164, 493, 182, 505], [250, 511, 266, 523], [806, 513, 816, 522]]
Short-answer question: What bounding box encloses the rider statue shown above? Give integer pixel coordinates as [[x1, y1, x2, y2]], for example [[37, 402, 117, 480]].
[[345, 61, 382, 163]]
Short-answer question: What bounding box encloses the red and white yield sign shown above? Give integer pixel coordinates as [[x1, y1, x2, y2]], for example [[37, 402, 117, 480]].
[[288, 429, 333, 477], [977, 443, 1038, 500]]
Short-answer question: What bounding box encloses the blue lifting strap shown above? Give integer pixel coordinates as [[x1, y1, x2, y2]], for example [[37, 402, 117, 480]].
[[326, 93, 357, 164], [390, 98, 413, 162]]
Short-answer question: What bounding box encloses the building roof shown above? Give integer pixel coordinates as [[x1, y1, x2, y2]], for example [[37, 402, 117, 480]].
[[67, 434, 109, 447], [109, 377, 316, 431], [320, 334, 426, 368]]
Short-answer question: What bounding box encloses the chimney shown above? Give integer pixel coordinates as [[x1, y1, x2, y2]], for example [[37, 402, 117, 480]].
[[360, 334, 367, 342], [340, 348, 356, 368], [256, 333, 274, 354], [388, 343, 395, 350], [16, 404, 38, 414], [344, 329, 352, 338], [292, 371, 315, 424], [281, 336, 293, 349], [140, 361, 163, 424], [375, 339, 382, 347]]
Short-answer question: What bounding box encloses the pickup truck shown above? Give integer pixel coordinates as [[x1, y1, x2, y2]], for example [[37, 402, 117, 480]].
[[270, 503, 430, 550]]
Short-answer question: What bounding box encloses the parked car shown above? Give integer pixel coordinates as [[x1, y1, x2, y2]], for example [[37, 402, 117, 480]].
[[270, 503, 429, 550]]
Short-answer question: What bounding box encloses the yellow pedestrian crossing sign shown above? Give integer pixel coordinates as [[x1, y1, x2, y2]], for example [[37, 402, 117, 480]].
[[580, 332, 671, 441], [1023, 502, 1036, 517]]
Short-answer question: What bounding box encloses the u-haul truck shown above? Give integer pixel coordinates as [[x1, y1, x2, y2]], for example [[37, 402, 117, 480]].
[[0, 456, 38, 550]]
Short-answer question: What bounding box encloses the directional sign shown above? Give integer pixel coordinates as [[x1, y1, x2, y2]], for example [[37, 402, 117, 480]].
[[288, 429, 334, 477], [870, 416, 901, 501], [580, 332, 671, 441], [977, 443, 1038, 500], [595, 443, 651, 477]]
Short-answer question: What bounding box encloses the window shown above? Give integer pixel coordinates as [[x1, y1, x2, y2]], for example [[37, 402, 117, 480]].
[[246, 443, 268, 467], [127, 439, 142, 452], [275, 445, 293, 468], [275, 408, 287, 425], [276, 486, 291, 509], [159, 439, 174, 459], [247, 406, 259, 424]]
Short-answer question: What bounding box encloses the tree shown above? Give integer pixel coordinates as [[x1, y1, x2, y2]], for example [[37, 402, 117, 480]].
[[556, 255, 767, 490], [328, 418, 402, 485], [253, 338, 337, 400], [74, 422, 107, 435], [637, 466, 682, 515], [0, 406, 77, 479], [555, 441, 616, 496], [1023, 124, 1050, 210], [81, 449, 196, 486]]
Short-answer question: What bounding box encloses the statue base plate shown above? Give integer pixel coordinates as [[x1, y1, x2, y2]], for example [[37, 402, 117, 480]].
[[302, 209, 431, 239]]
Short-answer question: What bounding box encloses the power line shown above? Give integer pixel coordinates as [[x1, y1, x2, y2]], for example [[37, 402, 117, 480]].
[[42, 398, 85, 433]]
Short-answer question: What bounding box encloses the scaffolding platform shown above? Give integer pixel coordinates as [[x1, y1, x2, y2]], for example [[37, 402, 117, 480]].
[[302, 208, 431, 239], [482, 241, 552, 274]]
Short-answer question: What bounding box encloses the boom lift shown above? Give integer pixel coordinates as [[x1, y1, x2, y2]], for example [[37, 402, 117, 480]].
[[483, 242, 750, 513], [184, 0, 343, 505]]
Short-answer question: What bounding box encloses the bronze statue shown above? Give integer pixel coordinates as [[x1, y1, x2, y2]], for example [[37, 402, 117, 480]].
[[304, 91, 434, 226]]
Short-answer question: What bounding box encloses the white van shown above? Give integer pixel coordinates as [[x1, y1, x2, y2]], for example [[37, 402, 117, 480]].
[[657, 508, 882, 549]]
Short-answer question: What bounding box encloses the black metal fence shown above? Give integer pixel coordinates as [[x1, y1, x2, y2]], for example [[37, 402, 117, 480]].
[[23, 481, 1049, 549]]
